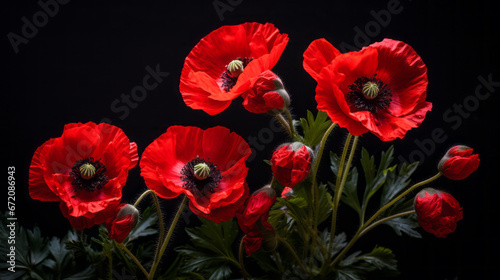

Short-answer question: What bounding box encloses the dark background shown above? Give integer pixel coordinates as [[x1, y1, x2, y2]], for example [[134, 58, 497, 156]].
[[4, 0, 499, 279]]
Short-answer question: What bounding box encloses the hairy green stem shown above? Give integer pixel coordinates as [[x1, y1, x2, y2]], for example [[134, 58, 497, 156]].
[[277, 236, 308, 275], [149, 195, 188, 279], [311, 122, 337, 231], [330, 135, 358, 248], [133, 189, 165, 262], [275, 114, 293, 137], [330, 173, 441, 267], [118, 243, 149, 279], [239, 236, 249, 280], [360, 210, 416, 237]]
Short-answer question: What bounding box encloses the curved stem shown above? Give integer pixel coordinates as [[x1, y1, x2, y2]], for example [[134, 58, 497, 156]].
[[108, 253, 113, 280], [277, 236, 308, 275], [363, 173, 441, 227], [359, 210, 416, 237], [330, 135, 358, 248], [149, 195, 188, 279], [133, 190, 165, 262], [330, 173, 441, 268], [311, 122, 337, 230], [118, 243, 149, 279], [239, 236, 249, 280], [273, 249, 285, 273], [275, 114, 293, 137], [284, 108, 297, 138]]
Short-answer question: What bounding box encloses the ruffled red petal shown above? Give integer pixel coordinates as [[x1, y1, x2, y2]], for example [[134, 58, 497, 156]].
[[29, 139, 60, 201], [303, 38, 342, 80]]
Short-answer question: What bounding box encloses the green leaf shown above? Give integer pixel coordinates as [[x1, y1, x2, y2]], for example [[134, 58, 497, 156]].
[[337, 246, 399, 279], [380, 161, 419, 206], [360, 147, 395, 206], [331, 151, 361, 216], [127, 204, 159, 242], [176, 218, 239, 280], [383, 216, 422, 238], [299, 110, 332, 147]]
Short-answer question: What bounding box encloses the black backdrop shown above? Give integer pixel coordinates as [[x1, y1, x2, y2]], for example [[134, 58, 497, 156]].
[[4, 0, 499, 279]]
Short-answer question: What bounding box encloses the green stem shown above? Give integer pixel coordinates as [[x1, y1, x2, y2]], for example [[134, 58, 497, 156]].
[[364, 173, 441, 227], [118, 243, 149, 279], [108, 253, 113, 280], [275, 114, 293, 137], [149, 195, 188, 279], [239, 236, 249, 280], [330, 135, 358, 248], [273, 249, 285, 273], [277, 236, 308, 275], [311, 122, 337, 231], [133, 190, 165, 262], [360, 210, 416, 237], [284, 108, 297, 138], [330, 173, 441, 268]]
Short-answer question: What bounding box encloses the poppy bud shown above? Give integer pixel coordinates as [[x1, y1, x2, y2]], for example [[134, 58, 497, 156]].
[[438, 145, 480, 180], [236, 185, 277, 256], [271, 142, 313, 196], [106, 204, 139, 243], [242, 70, 290, 115], [414, 188, 463, 238]]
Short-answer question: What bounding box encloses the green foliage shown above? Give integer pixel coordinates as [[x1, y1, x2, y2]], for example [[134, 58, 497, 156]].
[[299, 110, 333, 146], [336, 246, 399, 280], [0, 212, 96, 280], [176, 217, 240, 280]]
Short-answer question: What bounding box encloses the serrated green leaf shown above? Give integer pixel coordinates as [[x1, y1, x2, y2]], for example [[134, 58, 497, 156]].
[[380, 161, 419, 206], [176, 218, 239, 280], [359, 147, 396, 220], [127, 205, 159, 242], [330, 151, 362, 216], [383, 216, 422, 238], [299, 110, 332, 146]]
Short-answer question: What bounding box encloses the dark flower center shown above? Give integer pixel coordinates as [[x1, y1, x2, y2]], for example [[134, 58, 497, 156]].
[[180, 156, 222, 196], [70, 157, 109, 193], [347, 74, 392, 114], [221, 57, 254, 92]]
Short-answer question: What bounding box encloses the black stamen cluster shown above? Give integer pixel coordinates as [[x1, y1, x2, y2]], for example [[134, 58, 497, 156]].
[[347, 74, 392, 114], [180, 157, 222, 197], [70, 157, 108, 193]]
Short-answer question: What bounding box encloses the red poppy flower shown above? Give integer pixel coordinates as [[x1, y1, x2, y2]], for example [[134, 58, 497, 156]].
[[414, 188, 463, 238], [271, 143, 313, 195], [236, 186, 276, 255], [180, 22, 289, 115], [303, 38, 432, 141], [438, 145, 480, 180], [242, 70, 290, 114], [107, 204, 139, 243], [140, 126, 251, 223], [29, 122, 139, 230]]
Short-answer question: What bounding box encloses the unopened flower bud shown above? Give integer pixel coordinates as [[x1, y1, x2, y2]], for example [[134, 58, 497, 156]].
[[414, 188, 463, 238], [107, 204, 139, 243], [438, 145, 479, 180], [271, 142, 313, 196], [242, 70, 290, 115]]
